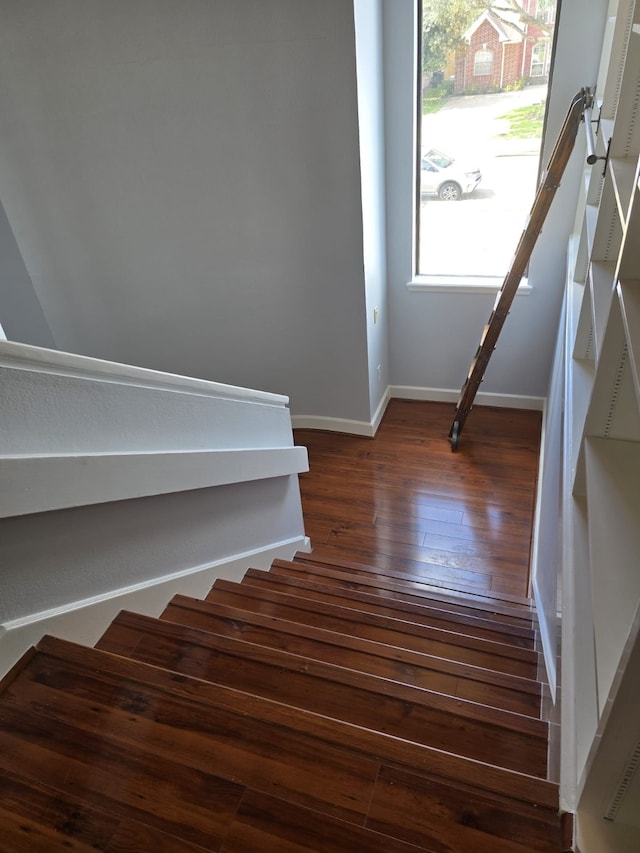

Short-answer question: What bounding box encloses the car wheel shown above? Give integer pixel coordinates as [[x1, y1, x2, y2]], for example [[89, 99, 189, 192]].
[[438, 181, 462, 201]]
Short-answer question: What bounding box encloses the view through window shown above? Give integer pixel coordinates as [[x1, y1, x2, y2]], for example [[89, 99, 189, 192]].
[[418, 0, 557, 278]]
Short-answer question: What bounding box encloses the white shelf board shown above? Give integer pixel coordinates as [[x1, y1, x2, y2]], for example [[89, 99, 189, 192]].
[[609, 156, 638, 224], [598, 181, 623, 262], [610, 29, 640, 157], [618, 279, 640, 399], [618, 184, 640, 277], [577, 604, 640, 851], [567, 271, 594, 494], [573, 284, 594, 361], [594, 12, 615, 104], [599, 0, 635, 122], [599, 117, 614, 143], [590, 260, 617, 360], [585, 436, 640, 713], [571, 496, 599, 782], [570, 360, 595, 494], [585, 295, 640, 441], [575, 205, 598, 283]]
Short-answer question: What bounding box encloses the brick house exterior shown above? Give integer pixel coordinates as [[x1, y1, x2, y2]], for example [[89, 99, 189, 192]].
[[453, 1, 553, 95]]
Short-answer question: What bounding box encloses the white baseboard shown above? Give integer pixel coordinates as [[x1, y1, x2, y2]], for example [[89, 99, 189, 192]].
[[371, 386, 392, 433], [389, 385, 546, 411], [0, 536, 307, 679], [291, 386, 546, 437]]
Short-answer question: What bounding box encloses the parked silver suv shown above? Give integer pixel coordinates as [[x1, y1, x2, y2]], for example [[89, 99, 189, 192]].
[[421, 148, 482, 201]]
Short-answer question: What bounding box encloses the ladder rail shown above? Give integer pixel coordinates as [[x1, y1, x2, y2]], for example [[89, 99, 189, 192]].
[[449, 89, 589, 450]]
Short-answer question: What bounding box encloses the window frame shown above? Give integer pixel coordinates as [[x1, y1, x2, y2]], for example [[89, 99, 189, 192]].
[[531, 41, 548, 77], [474, 48, 494, 77], [412, 0, 557, 294]]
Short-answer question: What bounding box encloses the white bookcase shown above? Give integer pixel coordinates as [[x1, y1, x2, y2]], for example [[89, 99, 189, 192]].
[[563, 1, 640, 848]]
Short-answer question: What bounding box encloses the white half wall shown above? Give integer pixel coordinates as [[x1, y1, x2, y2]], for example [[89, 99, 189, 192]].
[[0, 538, 308, 684], [0, 341, 309, 677]]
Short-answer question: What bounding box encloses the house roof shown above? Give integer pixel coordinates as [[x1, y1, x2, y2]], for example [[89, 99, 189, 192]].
[[464, 7, 524, 44]]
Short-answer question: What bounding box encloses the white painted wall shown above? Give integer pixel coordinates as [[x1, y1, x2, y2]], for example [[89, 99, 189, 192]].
[[354, 0, 390, 423], [383, 0, 606, 399], [0, 0, 371, 422]]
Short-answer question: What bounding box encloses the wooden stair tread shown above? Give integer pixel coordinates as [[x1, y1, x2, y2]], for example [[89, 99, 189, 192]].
[[205, 579, 538, 678], [0, 678, 249, 848], [0, 645, 383, 830], [0, 675, 556, 853], [154, 595, 542, 717], [223, 788, 431, 853], [298, 540, 531, 600], [3, 636, 559, 817], [244, 566, 535, 647], [0, 606, 558, 853], [0, 766, 206, 852], [96, 609, 547, 776], [275, 557, 535, 626], [231, 785, 558, 853], [294, 551, 535, 611], [367, 764, 559, 853]]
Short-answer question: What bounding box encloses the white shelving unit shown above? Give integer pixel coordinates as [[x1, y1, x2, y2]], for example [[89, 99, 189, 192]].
[[563, 1, 640, 849]]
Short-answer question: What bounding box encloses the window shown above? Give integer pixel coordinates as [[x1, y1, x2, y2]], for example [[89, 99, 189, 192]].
[[474, 49, 493, 77], [531, 42, 548, 77], [416, 0, 558, 283]]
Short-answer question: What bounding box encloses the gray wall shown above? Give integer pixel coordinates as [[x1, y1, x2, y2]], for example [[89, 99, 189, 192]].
[[0, 199, 54, 347], [0, 0, 371, 421], [0, 0, 605, 423]]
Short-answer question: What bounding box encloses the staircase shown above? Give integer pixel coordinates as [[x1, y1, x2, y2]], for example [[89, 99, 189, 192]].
[[0, 550, 564, 852]]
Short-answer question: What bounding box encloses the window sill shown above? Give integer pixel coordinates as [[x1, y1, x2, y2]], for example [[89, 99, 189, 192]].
[[407, 276, 533, 295]]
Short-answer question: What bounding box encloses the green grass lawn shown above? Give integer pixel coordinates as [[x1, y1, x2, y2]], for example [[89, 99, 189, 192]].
[[497, 101, 546, 138], [422, 82, 453, 114]]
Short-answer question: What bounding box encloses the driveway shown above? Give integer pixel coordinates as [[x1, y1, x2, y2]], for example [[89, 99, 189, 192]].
[[422, 84, 547, 159]]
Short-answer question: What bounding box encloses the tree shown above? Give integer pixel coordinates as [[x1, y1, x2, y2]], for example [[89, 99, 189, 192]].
[[422, 0, 478, 75], [476, 0, 555, 37]]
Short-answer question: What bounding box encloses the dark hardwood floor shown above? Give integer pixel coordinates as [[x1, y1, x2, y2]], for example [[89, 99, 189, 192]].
[[295, 399, 542, 599]]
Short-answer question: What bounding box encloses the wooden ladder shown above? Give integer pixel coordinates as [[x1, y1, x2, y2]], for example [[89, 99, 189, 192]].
[[449, 89, 590, 450]]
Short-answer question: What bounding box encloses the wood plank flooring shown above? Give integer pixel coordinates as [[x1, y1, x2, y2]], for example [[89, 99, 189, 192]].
[[295, 399, 542, 599], [0, 400, 558, 851]]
